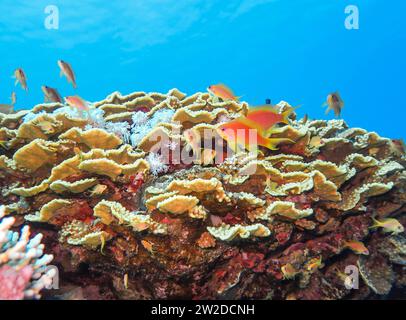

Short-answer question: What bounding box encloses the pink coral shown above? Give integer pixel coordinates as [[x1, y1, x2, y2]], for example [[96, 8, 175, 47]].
[[0, 265, 33, 300]]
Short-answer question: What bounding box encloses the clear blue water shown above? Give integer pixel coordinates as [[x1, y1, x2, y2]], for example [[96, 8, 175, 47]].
[[0, 0, 405, 139]]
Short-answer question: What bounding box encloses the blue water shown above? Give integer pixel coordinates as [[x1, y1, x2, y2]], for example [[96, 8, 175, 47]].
[[0, 0, 405, 139]]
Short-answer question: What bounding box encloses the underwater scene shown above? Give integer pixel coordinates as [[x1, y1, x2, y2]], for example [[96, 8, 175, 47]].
[[0, 0, 405, 302]]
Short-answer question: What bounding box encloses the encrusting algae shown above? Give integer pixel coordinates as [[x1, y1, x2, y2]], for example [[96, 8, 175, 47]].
[[0, 88, 405, 300]]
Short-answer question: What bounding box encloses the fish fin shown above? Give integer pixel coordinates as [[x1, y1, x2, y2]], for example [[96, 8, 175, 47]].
[[281, 107, 295, 124], [262, 137, 295, 150], [264, 125, 285, 137], [325, 106, 332, 115], [14, 79, 18, 86], [369, 217, 380, 229]]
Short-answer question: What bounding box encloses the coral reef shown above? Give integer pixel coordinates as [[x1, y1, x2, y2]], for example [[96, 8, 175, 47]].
[[0, 89, 405, 300], [0, 206, 56, 299]]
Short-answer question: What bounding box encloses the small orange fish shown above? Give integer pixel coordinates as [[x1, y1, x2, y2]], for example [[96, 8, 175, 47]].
[[370, 217, 404, 235], [89, 184, 108, 197], [302, 114, 308, 124], [13, 68, 28, 91], [42, 86, 63, 103], [323, 92, 344, 117], [34, 120, 56, 134], [141, 240, 154, 253], [281, 263, 298, 279], [245, 105, 295, 134], [208, 84, 240, 101], [343, 240, 369, 255], [305, 256, 323, 272], [217, 118, 294, 152], [65, 95, 89, 112], [10, 92, 16, 105], [58, 60, 77, 88]]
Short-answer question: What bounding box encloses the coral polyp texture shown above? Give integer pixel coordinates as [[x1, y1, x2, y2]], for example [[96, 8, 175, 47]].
[[0, 89, 405, 300]]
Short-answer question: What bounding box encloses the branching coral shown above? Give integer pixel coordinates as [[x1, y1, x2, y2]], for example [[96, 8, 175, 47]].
[[0, 206, 55, 300]]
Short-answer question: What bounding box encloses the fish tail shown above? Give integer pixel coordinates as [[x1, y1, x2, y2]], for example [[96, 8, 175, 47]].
[[369, 217, 381, 229], [281, 108, 294, 124]]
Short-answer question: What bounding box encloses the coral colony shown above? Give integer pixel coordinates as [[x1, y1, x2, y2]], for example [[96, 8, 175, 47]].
[[0, 88, 405, 300], [0, 206, 56, 299]]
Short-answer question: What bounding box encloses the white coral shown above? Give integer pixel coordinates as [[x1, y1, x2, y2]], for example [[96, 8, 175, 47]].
[[130, 109, 175, 147], [104, 121, 131, 144], [146, 152, 169, 176]]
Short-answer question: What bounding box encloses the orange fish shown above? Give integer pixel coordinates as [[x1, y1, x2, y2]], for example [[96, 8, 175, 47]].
[[58, 60, 77, 88], [13, 68, 28, 91], [65, 95, 89, 112], [343, 240, 369, 255], [42, 86, 63, 103], [323, 92, 344, 117], [370, 217, 404, 235], [217, 118, 294, 152], [302, 114, 308, 124], [245, 105, 295, 134], [305, 256, 323, 272], [281, 263, 298, 279], [208, 84, 240, 101], [10, 92, 16, 105], [141, 240, 154, 254]]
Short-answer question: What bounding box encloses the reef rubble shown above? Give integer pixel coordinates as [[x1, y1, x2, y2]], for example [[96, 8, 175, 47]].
[[0, 89, 405, 300]]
